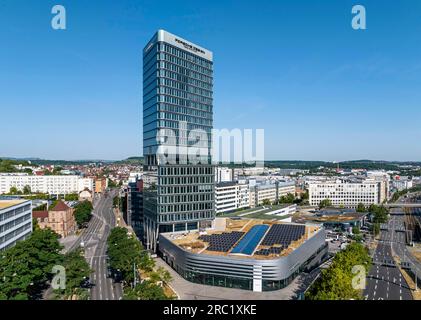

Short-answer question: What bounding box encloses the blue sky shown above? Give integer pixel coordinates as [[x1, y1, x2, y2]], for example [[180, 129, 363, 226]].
[[1, 0, 420, 161]]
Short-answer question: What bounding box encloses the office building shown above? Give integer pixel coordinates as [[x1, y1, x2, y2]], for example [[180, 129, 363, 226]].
[[249, 181, 296, 207], [391, 176, 413, 192], [215, 181, 250, 214], [127, 179, 144, 239], [142, 30, 215, 251], [159, 217, 327, 292], [215, 167, 234, 183], [366, 171, 390, 202], [308, 179, 382, 207], [0, 199, 33, 251]]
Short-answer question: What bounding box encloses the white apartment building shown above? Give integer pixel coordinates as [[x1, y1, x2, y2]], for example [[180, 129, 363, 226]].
[[0, 174, 94, 195], [215, 181, 250, 214], [308, 179, 382, 207], [0, 199, 33, 251]]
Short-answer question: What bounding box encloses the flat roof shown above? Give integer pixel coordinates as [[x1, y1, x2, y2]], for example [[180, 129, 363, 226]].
[[144, 29, 213, 61], [162, 218, 320, 260], [306, 211, 368, 224], [0, 200, 28, 210]]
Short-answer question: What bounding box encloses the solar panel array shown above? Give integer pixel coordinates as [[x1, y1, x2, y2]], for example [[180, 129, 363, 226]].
[[261, 224, 306, 247], [199, 231, 244, 252], [255, 246, 283, 256]]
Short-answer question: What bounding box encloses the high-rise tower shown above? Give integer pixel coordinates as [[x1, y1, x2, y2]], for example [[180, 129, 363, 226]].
[[142, 30, 215, 251]]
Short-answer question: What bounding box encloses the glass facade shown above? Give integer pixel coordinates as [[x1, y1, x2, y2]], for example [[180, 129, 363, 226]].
[[161, 242, 328, 292], [143, 30, 215, 251]]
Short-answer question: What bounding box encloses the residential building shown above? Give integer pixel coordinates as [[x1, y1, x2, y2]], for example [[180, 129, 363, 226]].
[[94, 177, 108, 193], [142, 30, 215, 251], [0, 199, 33, 251], [0, 174, 94, 195], [33, 201, 76, 238], [308, 179, 382, 207]]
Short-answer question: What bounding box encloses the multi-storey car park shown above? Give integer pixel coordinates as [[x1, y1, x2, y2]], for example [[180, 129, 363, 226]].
[[158, 217, 327, 292]]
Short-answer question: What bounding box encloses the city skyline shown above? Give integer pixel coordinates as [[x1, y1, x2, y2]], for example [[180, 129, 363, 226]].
[[1, 0, 421, 161]]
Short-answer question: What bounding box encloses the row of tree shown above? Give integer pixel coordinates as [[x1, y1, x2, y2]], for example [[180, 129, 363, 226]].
[[305, 242, 372, 300], [0, 225, 91, 300], [261, 192, 307, 206], [8, 186, 32, 195], [106, 227, 172, 300]]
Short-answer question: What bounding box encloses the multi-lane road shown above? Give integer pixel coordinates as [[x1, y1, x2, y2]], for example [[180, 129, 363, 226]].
[[68, 191, 123, 300], [364, 195, 421, 300], [365, 230, 412, 300]]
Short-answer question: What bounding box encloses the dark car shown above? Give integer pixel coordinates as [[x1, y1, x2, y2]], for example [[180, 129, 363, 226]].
[[81, 277, 93, 288]]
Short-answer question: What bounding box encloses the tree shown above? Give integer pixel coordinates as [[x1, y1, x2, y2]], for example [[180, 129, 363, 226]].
[[73, 201, 93, 228], [9, 186, 18, 195], [107, 227, 147, 284], [64, 193, 78, 201], [123, 280, 170, 300], [113, 196, 120, 208], [369, 205, 389, 223], [279, 193, 295, 204], [262, 199, 271, 206], [23, 185, 31, 195], [356, 203, 366, 213], [152, 266, 172, 284], [54, 249, 92, 299], [319, 199, 332, 209], [108, 179, 118, 189], [352, 226, 360, 234], [0, 228, 63, 300], [305, 242, 371, 300], [301, 190, 309, 201]]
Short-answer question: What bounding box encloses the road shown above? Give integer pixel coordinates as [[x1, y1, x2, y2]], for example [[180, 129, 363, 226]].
[[365, 233, 412, 300], [69, 191, 123, 300]]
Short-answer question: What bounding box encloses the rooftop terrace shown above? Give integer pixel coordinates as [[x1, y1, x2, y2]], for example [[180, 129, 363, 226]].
[[162, 218, 320, 260]]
